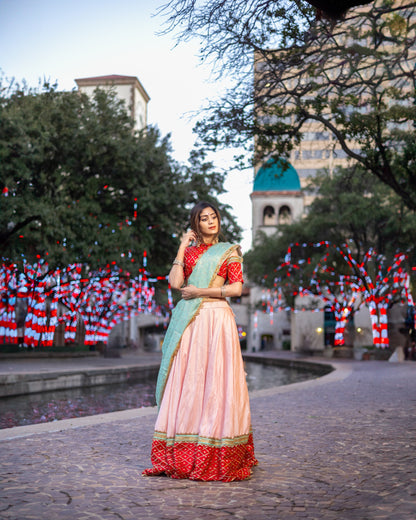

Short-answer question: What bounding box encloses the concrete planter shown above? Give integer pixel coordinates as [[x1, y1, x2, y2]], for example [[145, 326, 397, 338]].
[[333, 346, 354, 359], [353, 347, 366, 361]]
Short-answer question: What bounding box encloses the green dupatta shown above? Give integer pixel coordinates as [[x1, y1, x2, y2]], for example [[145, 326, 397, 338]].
[[155, 242, 240, 407]]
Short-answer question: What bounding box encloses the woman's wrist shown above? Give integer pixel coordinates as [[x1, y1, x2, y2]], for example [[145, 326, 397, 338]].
[[175, 248, 186, 261], [174, 244, 186, 261], [178, 240, 188, 252]]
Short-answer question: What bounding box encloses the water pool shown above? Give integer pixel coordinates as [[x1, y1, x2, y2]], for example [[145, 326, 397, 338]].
[[0, 361, 323, 429]]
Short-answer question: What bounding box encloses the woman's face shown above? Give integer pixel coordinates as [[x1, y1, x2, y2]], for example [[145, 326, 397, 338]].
[[198, 207, 219, 243]]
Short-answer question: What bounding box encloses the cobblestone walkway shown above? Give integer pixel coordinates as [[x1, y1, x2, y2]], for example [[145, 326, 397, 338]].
[[1, 358, 415, 520]]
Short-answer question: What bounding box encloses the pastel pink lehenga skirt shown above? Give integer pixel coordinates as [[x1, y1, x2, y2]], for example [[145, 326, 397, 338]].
[[143, 300, 257, 481]]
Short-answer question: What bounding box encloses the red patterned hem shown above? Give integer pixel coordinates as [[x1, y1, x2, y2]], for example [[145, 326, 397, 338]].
[[142, 433, 258, 482]]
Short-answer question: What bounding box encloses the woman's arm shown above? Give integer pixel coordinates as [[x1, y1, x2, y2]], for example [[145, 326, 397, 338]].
[[180, 282, 243, 300], [168, 230, 196, 289]]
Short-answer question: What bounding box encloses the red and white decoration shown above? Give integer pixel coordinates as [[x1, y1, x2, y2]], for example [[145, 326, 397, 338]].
[[0, 253, 172, 348]]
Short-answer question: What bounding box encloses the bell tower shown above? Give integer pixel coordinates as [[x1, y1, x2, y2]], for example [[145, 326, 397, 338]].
[[251, 159, 304, 244]]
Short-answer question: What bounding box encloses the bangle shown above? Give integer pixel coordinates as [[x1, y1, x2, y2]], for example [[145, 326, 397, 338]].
[[221, 285, 226, 298], [173, 259, 184, 267]]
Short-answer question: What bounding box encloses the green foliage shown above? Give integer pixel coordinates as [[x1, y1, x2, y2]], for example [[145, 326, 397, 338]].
[[0, 79, 242, 274], [303, 166, 416, 256]]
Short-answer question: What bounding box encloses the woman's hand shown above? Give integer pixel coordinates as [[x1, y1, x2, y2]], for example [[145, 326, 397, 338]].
[[180, 284, 200, 300], [179, 230, 197, 249]]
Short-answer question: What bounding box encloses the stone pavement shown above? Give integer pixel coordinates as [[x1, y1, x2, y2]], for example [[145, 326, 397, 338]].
[[0, 354, 415, 520], [0, 351, 163, 374]]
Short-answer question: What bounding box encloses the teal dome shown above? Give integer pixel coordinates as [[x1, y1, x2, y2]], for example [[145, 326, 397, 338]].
[[253, 159, 301, 191]]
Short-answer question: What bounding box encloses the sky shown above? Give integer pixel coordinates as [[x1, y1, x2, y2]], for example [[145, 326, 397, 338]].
[[0, 0, 254, 251]]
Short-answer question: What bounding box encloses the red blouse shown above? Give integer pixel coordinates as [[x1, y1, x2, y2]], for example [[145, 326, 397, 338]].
[[183, 244, 243, 284]]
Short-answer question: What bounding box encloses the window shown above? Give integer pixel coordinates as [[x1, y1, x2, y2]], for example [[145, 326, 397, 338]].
[[263, 206, 277, 226], [333, 149, 349, 159], [303, 131, 330, 141], [278, 205, 292, 225], [258, 114, 278, 125]]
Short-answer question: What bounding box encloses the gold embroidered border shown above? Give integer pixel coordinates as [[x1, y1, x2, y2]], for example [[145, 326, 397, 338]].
[[153, 429, 253, 448], [207, 244, 240, 288], [226, 255, 243, 265]]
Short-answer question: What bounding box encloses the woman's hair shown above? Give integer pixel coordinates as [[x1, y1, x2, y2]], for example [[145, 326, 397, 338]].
[[190, 201, 222, 244]]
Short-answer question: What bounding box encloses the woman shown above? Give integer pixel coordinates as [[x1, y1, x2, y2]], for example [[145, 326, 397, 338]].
[[143, 201, 257, 481]]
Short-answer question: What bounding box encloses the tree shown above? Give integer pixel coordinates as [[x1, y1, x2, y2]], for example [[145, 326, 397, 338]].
[[160, 1, 416, 210], [0, 78, 241, 274], [301, 165, 416, 258], [244, 166, 416, 286]]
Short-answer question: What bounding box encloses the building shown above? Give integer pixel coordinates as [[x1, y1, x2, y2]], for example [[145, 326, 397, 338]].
[[75, 74, 150, 131]]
